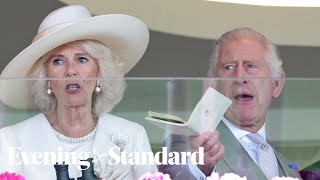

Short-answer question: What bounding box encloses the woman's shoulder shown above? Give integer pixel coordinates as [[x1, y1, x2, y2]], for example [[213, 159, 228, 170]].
[[0, 113, 47, 133], [0, 113, 48, 145], [99, 113, 144, 130]]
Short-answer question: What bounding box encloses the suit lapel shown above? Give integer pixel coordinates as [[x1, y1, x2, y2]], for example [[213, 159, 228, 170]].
[[216, 121, 267, 180], [17, 114, 64, 178], [274, 149, 301, 178], [24, 114, 60, 152], [275, 150, 287, 176], [92, 115, 118, 155]]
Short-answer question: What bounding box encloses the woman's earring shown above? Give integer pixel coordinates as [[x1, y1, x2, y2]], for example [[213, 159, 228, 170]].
[[47, 81, 53, 95], [95, 80, 102, 94]]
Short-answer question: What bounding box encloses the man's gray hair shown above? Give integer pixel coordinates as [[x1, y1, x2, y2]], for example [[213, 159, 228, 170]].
[[208, 27, 283, 78], [27, 40, 126, 116]]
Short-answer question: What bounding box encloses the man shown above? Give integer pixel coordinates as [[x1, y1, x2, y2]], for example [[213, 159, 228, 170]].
[[159, 28, 301, 180]]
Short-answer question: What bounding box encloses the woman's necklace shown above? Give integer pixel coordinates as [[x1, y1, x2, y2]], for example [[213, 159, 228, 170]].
[[53, 122, 98, 144]]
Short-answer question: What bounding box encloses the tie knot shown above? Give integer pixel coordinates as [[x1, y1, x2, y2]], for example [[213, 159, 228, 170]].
[[247, 133, 269, 151], [247, 133, 264, 143]]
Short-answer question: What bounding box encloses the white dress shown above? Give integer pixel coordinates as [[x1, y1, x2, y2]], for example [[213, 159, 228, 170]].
[[0, 113, 158, 179]]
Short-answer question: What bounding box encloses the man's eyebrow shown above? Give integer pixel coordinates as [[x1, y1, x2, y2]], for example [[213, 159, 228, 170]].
[[219, 59, 237, 63]]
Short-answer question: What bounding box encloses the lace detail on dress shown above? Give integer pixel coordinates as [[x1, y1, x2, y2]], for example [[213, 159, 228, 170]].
[[53, 123, 98, 144]]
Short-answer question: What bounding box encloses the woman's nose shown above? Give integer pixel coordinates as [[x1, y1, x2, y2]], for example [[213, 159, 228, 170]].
[[65, 63, 78, 77]]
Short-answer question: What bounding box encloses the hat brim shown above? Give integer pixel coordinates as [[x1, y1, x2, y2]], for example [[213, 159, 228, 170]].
[[0, 14, 149, 109]]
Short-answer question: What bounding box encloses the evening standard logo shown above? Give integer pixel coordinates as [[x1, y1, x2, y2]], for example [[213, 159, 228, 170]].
[[8, 146, 204, 169]]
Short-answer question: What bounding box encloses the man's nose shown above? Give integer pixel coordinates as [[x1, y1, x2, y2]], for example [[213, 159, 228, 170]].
[[234, 67, 247, 84]]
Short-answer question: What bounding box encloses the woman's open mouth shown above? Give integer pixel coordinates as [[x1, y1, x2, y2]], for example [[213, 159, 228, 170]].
[[65, 84, 81, 92]]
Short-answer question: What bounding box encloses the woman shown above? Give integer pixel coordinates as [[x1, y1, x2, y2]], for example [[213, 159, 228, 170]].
[[0, 5, 157, 179]]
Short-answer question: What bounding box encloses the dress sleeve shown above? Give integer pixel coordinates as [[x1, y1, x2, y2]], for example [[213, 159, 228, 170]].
[[0, 127, 20, 173], [134, 125, 158, 177]]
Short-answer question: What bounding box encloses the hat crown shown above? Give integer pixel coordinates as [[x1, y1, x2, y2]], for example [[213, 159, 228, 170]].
[[38, 5, 92, 33], [1, 4, 149, 109]]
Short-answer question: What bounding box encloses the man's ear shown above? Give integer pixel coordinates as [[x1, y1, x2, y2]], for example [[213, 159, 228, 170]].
[[272, 72, 285, 98]]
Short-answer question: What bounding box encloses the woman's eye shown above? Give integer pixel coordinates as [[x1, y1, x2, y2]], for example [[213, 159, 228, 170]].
[[78, 57, 88, 63], [52, 59, 63, 65]]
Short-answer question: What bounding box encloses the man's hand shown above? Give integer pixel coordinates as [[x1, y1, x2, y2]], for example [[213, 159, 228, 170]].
[[188, 131, 224, 176]]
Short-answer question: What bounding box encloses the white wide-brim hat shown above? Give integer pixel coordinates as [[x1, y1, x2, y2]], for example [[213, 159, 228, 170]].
[[0, 5, 149, 109]]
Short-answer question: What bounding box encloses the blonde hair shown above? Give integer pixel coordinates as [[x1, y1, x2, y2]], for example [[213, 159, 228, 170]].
[[28, 40, 126, 116]]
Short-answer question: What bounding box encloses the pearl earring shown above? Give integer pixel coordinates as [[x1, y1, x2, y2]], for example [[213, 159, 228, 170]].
[[95, 80, 101, 94], [47, 81, 53, 95]]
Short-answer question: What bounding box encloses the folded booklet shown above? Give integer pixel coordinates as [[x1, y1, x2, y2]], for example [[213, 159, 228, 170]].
[[145, 87, 232, 136]]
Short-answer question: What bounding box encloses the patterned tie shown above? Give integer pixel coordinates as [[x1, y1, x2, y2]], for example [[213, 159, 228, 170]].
[[247, 133, 279, 179]]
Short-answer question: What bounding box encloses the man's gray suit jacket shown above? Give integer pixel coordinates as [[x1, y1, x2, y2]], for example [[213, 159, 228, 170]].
[[159, 121, 301, 180]]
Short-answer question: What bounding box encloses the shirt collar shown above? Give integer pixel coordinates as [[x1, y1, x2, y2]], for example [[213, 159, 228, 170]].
[[222, 117, 266, 141]]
